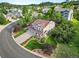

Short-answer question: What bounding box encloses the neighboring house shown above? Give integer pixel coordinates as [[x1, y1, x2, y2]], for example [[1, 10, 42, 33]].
[[32, 11, 43, 18], [28, 19, 55, 38], [36, 7, 41, 11], [42, 7, 50, 13], [55, 6, 73, 21], [61, 9, 73, 21], [6, 8, 22, 19], [6, 13, 13, 20], [32, 11, 39, 18]]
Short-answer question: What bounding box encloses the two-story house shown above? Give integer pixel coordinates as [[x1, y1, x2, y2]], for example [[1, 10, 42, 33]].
[[42, 7, 50, 14], [6, 8, 22, 19], [32, 11, 39, 18], [28, 19, 55, 38], [55, 6, 73, 21]]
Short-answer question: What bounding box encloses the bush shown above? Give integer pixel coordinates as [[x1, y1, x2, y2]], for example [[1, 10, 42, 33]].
[[51, 20, 75, 43], [0, 13, 6, 25], [45, 36, 57, 47], [53, 44, 79, 58]]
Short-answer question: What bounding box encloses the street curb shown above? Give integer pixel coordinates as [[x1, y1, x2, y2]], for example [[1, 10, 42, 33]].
[[12, 33, 47, 58], [0, 20, 19, 32]]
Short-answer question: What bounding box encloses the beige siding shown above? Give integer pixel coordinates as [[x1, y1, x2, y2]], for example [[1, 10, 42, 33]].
[[43, 21, 55, 34]]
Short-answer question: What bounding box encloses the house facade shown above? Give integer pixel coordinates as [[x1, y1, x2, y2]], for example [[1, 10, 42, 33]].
[[42, 7, 50, 14], [32, 11, 39, 18], [61, 9, 73, 21], [28, 19, 55, 38], [6, 8, 22, 19], [55, 6, 73, 21]]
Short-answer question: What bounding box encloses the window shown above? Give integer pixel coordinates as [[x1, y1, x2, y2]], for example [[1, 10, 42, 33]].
[[44, 30, 47, 33]]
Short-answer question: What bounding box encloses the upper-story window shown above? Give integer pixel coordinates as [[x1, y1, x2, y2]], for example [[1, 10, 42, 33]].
[[44, 30, 47, 34]]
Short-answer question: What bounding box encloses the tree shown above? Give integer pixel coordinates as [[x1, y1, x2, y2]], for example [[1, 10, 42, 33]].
[[43, 5, 55, 20], [0, 13, 6, 25], [74, 10, 79, 21], [18, 7, 33, 27], [47, 5, 55, 18], [0, 6, 7, 14], [61, 2, 73, 8], [13, 24, 21, 32], [70, 20, 79, 48], [53, 12, 63, 24], [50, 20, 75, 43], [22, 6, 28, 15], [53, 44, 79, 57]]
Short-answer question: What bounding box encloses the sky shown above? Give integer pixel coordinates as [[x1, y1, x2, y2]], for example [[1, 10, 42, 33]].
[[0, 0, 66, 5]]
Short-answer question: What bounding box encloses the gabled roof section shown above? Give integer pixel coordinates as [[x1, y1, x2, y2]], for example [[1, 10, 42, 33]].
[[32, 19, 50, 29]]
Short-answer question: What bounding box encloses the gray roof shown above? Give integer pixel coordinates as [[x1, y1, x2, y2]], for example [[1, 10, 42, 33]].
[[55, 6, 72, 12]]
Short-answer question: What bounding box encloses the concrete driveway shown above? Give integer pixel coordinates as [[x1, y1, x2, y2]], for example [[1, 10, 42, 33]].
[[15, 30, 35, 44]]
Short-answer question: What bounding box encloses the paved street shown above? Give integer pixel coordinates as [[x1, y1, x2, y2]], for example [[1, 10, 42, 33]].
[[0, 21, 39, 58], [15, 30, 35, 44], [0, 19, 19, 32], [0, 24, 10, 32], [0, 25, 4, 32]]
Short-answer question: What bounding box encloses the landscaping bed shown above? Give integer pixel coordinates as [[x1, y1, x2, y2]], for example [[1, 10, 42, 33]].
[[25, 38, 43, 50], [25, 37, 57, 50]]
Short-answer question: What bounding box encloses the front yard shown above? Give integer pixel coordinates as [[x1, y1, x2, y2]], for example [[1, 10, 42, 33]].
[[25, 36, 57, 50], [45, 37, 57, 47], [25, 37, 43, 50]]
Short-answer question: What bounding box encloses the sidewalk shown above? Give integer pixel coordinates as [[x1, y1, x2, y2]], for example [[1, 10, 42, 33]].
[[0, 19, 19, 32], [15, 30, 34, 44], [0, 25, 4, 32], [0, 24, 10, 32]]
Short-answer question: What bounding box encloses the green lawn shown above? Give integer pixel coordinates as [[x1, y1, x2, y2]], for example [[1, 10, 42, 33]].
[[0, 20, 10, 25], [70, 19, 79, 47], [45, 37, 57, 47], [25, 36, 57, 50], [25, 39, 43, 50], [14, 28, 27, 38]]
